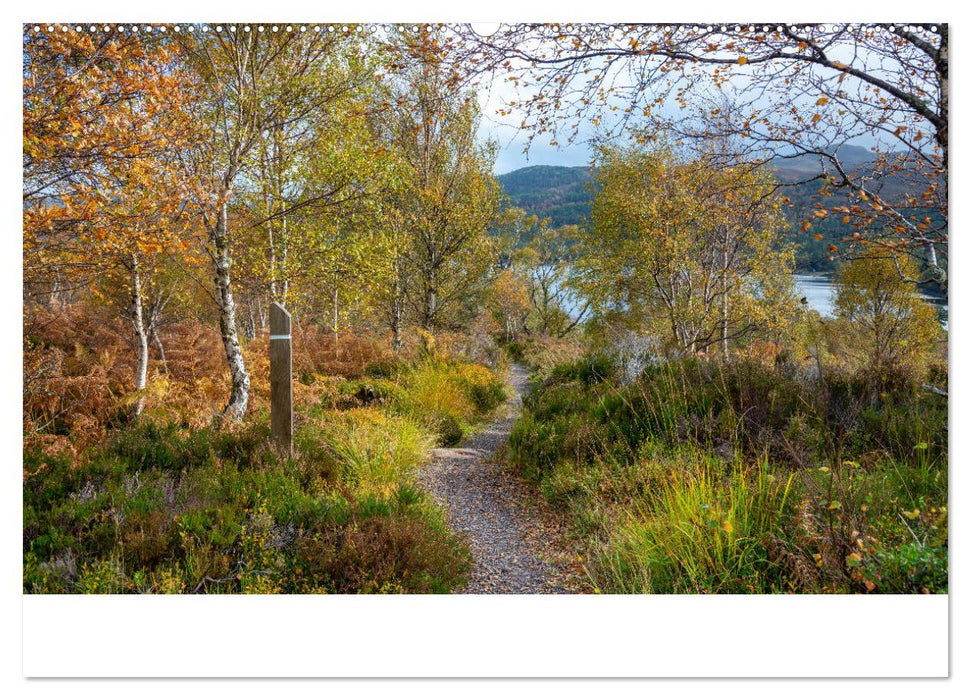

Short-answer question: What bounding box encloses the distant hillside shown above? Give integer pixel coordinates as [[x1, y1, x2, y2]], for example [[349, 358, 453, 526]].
[[768, 144, 876, 181], [496, 148, 926, 272], [498, 165, 596, 227]]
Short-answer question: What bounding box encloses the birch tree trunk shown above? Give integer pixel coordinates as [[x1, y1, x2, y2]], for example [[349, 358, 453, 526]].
[[391, 276, 404, 354], [129, 253, 150, 419], [721, 231, 730, 358], [212, 198, 250, 422], [423, 272, 437, 331], [151, 328, 167, 374], [332, 286, 340, 349]]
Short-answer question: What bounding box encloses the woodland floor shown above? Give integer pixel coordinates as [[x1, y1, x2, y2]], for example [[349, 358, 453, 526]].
[[418, 363, 585, 593]]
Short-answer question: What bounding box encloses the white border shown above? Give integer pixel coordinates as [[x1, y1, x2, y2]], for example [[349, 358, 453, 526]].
[[23, 594, 948, 677]]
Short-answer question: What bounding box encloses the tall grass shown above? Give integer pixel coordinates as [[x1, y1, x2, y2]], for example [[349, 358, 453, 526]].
[[389, 359, 507, 446], [597, 461, 794, 593], [315, 409, 433, 498]]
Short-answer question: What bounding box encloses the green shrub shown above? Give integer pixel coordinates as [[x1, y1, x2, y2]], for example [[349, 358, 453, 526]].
[[503, 340, 526, 362], [549, 353, 617, 386], [467, 378, 507, 414], [109, 421, 213, 473], [434, 413, 464, 446], [865, 542, 948, 594], [364, 358, 405, 379], [391, 359, 508, 444], [291, 510, 470, 594]]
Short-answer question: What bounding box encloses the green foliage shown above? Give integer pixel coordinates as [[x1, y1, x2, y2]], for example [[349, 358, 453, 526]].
[[509, 351, 947, 593]]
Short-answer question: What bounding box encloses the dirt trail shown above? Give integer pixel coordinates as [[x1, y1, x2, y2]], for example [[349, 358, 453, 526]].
[[419, 363, 580, 593]]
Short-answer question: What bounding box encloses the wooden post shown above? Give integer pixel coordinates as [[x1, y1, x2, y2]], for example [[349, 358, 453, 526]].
[[269, 302, 292, 456]]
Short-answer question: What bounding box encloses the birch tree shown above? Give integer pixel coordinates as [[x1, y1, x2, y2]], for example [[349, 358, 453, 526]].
[[386, 28, 501, 333], [23, 29, 194, 418], [580, 144, 795, 356], [176, 27, 365, 421]]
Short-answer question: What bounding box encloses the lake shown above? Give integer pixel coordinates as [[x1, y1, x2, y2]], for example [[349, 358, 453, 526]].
[[793, 273, 949, 328], [552, 268, 948, 329]]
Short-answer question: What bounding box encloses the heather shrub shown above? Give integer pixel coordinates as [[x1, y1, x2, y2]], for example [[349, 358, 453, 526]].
[[23, 412, 471, 594]]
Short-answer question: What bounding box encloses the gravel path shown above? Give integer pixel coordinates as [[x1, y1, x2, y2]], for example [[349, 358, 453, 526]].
[[419, 363, 580, 593]]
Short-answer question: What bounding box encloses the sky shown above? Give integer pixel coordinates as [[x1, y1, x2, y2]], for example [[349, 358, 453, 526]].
[[475, 42, 596, 175], [485, 121, 593, 175]]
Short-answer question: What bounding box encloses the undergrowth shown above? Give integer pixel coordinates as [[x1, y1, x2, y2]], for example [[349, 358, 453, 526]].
[[23, 322, 509, 594], [508, 354, 948, 594]]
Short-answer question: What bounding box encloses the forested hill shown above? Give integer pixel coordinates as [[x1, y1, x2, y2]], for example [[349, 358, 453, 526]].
[[498, 165, 596, 227], [497, 147, 914, 272]]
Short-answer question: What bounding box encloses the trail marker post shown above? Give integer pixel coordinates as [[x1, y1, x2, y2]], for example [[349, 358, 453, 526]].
[[269, 302, 292, 456]]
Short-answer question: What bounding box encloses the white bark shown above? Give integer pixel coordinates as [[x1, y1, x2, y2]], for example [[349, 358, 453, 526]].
[[212, 198, 250, 423], [129, 254, 149, 418]]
